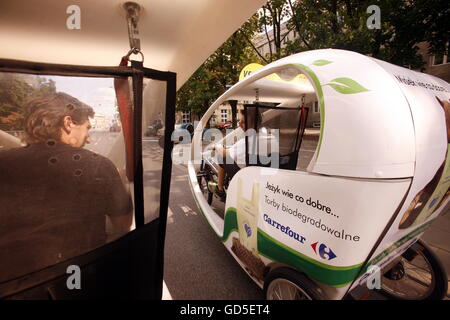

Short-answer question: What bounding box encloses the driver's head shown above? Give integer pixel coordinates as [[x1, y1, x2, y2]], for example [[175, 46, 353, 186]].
[[239, 108, 256, 131], [24, 92, 94, 147]]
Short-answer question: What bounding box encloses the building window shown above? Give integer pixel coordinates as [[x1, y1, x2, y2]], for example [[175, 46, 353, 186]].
[[314, 101, 319, 113], [221, 109, 228, 123], [432, 54, 448, 65], [182, 111, 190, 123], [258, 45, 265, 55], [432, 42, 449, 66]]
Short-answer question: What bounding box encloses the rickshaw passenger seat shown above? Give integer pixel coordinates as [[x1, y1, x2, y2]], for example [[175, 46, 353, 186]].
[[224, 162, 241, 181], [257, 152, 298, 170], [279, 151, 299, 170]]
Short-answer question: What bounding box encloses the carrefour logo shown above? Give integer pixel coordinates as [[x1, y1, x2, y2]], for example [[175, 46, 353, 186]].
[[311, 242, 337, 261], [429, 197, 439, 209], [263, 214, 306, 245], [244, 223, 252, 237]]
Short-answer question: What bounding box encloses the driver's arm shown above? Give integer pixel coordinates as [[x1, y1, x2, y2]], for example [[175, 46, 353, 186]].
[[214, 143, 228, 158]]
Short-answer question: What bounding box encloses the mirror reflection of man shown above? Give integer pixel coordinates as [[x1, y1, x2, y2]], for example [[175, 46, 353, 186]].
[[0, 92, 133, 281]]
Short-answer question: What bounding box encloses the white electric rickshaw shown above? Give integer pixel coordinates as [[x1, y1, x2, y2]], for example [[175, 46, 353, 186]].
[[188, 49, 450, 300]]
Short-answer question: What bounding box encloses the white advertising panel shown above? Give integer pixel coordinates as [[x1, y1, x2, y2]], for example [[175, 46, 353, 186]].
[[221, 167, 410, 299]]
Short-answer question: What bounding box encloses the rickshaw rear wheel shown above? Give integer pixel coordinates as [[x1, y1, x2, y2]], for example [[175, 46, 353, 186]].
[[379, 239, 448, 300], [264, 268, 325, 300]]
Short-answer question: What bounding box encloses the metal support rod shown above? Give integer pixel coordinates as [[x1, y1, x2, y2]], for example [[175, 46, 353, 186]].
[[123, 2, 141, 53]]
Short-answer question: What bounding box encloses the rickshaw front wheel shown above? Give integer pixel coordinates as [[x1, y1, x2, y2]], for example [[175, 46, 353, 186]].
[[197, 162, 213, 205], [264, 268, 325, 300]]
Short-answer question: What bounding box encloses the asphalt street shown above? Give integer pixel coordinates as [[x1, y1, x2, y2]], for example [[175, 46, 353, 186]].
[[163, 157, 264, 299]]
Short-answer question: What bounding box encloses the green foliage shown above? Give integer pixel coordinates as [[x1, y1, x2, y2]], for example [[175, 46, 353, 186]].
[[257, 0, 292, 62], [414, 0, 449, 55], [177, 0, 448, 118], [177, 22, 261, 118], [0, 73, 56, 130], [176, 65, 219, 117], [286, 0, 449, 69]]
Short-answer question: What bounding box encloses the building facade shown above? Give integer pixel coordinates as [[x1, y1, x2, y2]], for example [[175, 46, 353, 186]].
[[252, 21, 296, 58], [416, 42, 450, 83]]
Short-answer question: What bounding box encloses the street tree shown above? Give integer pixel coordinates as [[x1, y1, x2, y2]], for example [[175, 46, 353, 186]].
[[257, 0, 292, 63], [285, 0, 449, 69], [0, 74, 56, 130], [177, 21, 261, 120]]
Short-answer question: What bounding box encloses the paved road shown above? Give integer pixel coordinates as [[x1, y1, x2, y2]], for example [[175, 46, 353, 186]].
[[86, 131, 121, 156], [163, 157, 264, 299]]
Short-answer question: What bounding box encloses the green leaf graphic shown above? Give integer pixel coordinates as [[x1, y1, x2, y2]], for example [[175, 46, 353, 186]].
[[325, 77, 369, 94], [312, 59, 333, 66]]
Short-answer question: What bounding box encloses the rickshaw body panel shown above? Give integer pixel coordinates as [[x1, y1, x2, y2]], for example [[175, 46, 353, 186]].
[[351, 59, 450, 291], [222, 167, 411, 298]]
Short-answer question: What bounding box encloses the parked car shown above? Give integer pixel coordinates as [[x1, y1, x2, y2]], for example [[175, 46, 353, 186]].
[[173, 122, 194, 143], [215, 121, 232, 131], [146, 119, 163, 136]]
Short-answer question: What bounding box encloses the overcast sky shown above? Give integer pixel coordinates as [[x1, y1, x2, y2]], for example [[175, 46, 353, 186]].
[[45, 75, 117, 117]]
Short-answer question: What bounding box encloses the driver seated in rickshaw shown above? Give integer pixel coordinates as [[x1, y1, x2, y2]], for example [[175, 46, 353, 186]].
[[209, 107, 276, 201]]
